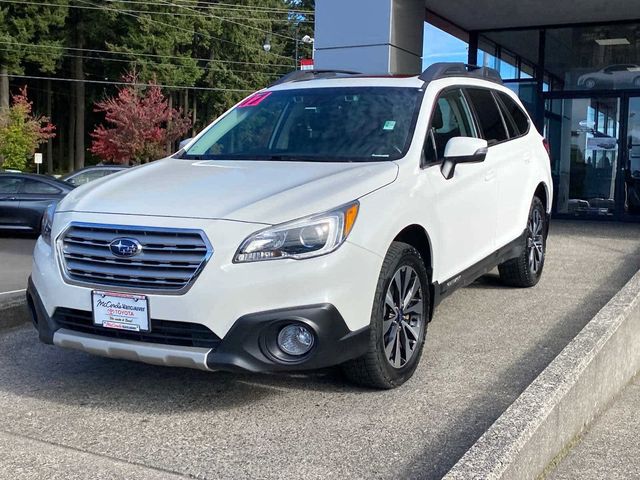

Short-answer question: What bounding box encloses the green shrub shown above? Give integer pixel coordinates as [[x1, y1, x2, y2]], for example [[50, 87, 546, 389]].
[[0, 86, 55, 171]]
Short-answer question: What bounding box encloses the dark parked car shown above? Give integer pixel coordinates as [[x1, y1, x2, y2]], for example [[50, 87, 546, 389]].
[[60, 165, 127, 186], [0, 173, 73, 234]]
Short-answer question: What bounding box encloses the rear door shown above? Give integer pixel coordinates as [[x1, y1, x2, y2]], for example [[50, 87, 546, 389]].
[[465, 87, 523, 250], [0, 176, 25, 228], [493, 91, 536, 247]]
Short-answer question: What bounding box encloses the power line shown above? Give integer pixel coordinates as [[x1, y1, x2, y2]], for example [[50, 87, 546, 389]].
[[0, 46, 285, 77], [0, 0, 313, 22], [147, 0, 297, 41], [74, 0, 295, 61], [106, 0, 314, 15], [0, 40, 294, 68], [1, 73, 257, 92]]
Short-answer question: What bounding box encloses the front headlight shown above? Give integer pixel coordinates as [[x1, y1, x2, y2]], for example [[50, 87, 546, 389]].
[[234, 201, 359, 263], [41, 202, 57, 245]]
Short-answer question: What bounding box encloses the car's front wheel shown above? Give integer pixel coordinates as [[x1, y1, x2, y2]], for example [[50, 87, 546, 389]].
[[584, 78, 597, 89], [342, 242, 429, 389], [498, 197, 547, 287]]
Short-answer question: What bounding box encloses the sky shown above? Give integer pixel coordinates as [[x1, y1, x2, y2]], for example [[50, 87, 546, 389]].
[[422, 23, 469, 69]]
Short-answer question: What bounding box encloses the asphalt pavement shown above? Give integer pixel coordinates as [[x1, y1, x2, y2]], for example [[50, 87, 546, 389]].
[[1, 221, 640, 480], [547, 373, 640, 480]]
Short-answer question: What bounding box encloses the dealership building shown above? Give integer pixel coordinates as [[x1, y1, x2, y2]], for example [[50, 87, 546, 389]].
[[315, 0, 640, 220]]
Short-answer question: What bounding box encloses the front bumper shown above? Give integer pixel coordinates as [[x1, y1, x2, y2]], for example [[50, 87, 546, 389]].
[[27, 278, 370, 372], [34, 212, 382, 337]]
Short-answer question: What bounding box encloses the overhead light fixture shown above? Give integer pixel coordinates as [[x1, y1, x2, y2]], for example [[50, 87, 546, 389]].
[[263, 35, 272, 53], [595, 38, 630, 46]]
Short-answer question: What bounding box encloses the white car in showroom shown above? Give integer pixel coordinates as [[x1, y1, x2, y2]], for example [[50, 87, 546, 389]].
[[28, 63, 552, 389]]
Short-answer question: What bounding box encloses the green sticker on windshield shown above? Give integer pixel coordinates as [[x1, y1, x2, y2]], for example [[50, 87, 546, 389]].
[[383, 120, 396, 131]]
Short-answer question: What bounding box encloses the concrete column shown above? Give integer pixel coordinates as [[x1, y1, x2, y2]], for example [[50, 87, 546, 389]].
[[314, 0, 425, 75]]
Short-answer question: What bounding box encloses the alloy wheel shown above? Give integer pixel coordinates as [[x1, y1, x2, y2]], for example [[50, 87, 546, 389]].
[[382, 266, 424, 369], [527, 208, 544, 274]]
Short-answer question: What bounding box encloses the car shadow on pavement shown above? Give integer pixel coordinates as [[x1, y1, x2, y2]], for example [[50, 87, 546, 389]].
[[400, 232, 640, 479], [0, 326, 364, 415]]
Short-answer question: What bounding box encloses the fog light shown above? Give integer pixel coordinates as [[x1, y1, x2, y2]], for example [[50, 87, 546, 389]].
[[277, 324, 315, 356]]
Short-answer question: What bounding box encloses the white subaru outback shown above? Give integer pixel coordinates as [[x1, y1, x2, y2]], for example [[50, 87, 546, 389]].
[[28, 63, 552, 389]]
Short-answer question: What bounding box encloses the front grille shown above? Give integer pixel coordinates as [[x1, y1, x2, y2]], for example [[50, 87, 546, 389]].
[[59, 223, 212, 292], [54, 308, 221, 349]]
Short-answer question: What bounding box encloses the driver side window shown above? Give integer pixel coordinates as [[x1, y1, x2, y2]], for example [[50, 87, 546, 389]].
[[424, 89, 476, 165]]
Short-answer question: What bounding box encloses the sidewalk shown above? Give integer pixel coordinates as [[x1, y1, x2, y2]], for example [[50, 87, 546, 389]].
[[548, 374, 640, 479]]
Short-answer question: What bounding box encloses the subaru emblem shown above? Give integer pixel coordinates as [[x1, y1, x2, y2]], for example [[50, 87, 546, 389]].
[[109, 238, 142, 258]]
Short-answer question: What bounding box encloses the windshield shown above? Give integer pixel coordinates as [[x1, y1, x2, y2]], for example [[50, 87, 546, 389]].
[[180, 87, 423, 162]]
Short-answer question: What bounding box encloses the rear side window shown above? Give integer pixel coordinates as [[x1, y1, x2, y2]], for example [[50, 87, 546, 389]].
[[21, 179, 60, 194], [496, 92, 530, 136], [68, 169, 113, 186], [465, 88, 508, 145]]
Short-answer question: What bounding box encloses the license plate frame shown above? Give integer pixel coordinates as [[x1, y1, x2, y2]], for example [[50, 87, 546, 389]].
[[91, 290, 150, 332]]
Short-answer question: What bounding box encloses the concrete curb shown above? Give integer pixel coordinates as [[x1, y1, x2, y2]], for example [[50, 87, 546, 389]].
[[444, 268, 640, 480], [0, 294, 28, 331]]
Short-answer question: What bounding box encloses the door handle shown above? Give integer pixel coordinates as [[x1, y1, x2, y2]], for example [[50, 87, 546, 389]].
[[524, 153, 532, 164], [484, 170, 496, 182]]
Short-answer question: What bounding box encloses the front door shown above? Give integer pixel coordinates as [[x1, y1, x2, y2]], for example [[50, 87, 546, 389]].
[[549, 96, 621, 217], [0, 176, 25, 228], [547, 94, 640, 219], [422, 88, 498, 283], [623, 96, 640, 216]]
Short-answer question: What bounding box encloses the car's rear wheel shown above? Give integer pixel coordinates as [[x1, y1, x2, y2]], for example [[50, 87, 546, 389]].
[[342, 242, 429, 389], [498, 197, 547, 288]]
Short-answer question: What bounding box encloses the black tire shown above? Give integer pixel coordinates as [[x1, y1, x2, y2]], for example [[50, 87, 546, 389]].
[[342, 242, 429, 389], [498, 197, 547, 288], [584, 78, 597, 89]]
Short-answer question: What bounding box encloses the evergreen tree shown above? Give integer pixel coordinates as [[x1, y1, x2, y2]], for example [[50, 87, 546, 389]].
[[0, 1, 68, 108], [195, 0, 296, 122]]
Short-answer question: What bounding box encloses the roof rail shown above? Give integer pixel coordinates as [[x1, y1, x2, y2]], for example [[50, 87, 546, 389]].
[[418, 62, 503, 85], [269, 69, 362, 87]]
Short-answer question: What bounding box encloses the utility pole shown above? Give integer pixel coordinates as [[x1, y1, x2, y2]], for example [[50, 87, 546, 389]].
[[295, 25, 299, 69]]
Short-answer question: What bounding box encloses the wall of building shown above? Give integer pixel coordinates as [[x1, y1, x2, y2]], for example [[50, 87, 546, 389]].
[[314, 0, 424, 75]]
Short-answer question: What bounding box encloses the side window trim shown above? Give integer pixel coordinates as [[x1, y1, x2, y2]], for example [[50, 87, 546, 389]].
[[459, 90, 479, 139], [461, 88, 484, 141], [492, 90, 517, 140]]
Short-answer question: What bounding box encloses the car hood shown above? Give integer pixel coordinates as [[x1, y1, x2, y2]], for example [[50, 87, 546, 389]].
[[58, 158, 399, 225]]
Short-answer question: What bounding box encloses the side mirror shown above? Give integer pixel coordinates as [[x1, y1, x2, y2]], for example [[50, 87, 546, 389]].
[[178, 138, 193, 150], [441, 137, 489, 180]]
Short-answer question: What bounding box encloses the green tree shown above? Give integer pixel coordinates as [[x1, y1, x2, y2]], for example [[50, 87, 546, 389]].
[[0, 86, 55, 171], [194, 0, 296, 122], [0, 1, 68, 108], [106, 0, 204, 88], [61, 1, 118, 170]]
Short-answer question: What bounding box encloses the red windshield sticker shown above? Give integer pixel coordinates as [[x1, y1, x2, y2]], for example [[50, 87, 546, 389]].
[[238, 91, 272, 108]]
